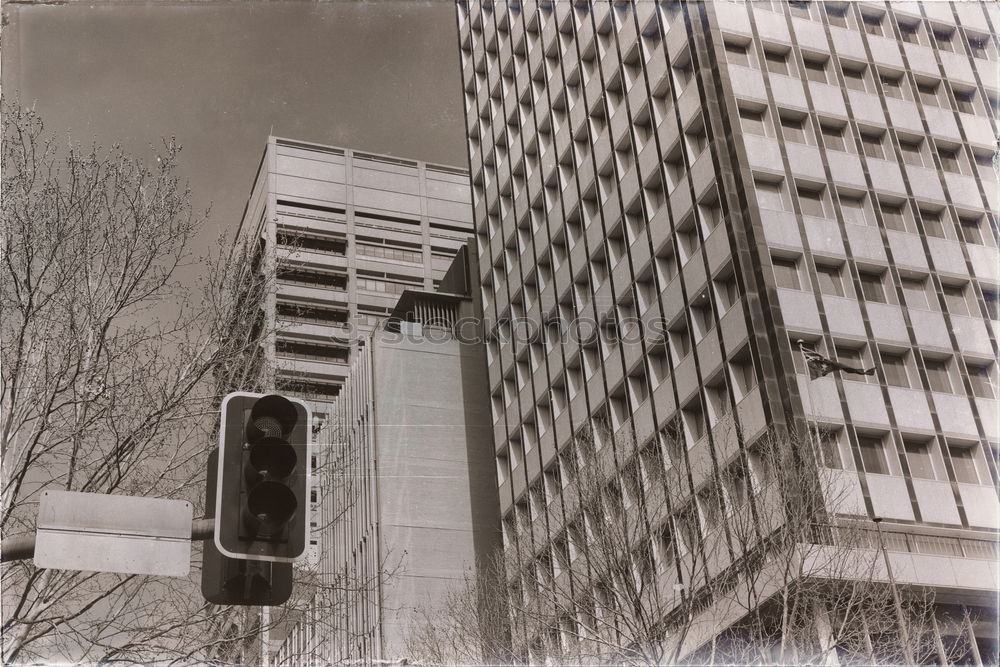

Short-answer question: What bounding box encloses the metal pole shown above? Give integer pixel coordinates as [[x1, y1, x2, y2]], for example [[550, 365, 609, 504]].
[[873, 517, 915, 664], [1, 518, 216, 563]]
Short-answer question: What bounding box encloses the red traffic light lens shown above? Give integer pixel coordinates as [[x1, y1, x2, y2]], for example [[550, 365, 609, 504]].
[[246, 395, 299, 442]]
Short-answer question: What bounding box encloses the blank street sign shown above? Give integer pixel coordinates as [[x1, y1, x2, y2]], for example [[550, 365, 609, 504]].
[[34, 490, 193, 577]]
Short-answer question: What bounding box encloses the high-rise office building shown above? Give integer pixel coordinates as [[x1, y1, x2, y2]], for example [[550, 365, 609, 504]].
[[458, 0, 998, 662], [233, 136, 474, 404]]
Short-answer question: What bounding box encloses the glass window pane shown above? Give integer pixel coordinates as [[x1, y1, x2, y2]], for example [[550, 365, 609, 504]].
[[969, 364, 996, 399], [949, 446, 979, 484], [816, 265, 844, 296], [840, 195, 869, 225], [943, 285, 971, 316], [905, 441, 936, 479], [901, 278, 930, 310], [765, 51, 790, 76], [881, 353, 910, 388], [772, 258, 801, 290], [859, 272, 886, 303], [756, 181, 786, 210], [781, 117, 808, 143], [741, 109, 768, 136], [862, 133, 885, 159], [859, 436, 888, 475], [843, 67, 867, 91], [925, 359, 952, 393], [900, 141, 924, 166], [804, 60, 828, 83], [798, 188, 827, 217], [921, 210, 947, 238], [882, 203, 908, 231], [822, 125, 847, 151], [726, 42, 750, 67], [959, 217, 986, 245]]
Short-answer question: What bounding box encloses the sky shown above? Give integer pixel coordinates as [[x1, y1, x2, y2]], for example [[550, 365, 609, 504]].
[[2, 0, 469, 243]]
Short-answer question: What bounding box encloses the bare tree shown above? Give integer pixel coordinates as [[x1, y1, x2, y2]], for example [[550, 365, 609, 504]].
[[405, 415, 958, 666], [0, 100, 277, 664]]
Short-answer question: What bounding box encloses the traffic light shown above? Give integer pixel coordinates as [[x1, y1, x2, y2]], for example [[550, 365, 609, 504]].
[[214, 392, 311, 563], [201, 448, 292, 606]]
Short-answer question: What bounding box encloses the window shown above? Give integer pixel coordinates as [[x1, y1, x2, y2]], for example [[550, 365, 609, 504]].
[[726, 464, 752, 508], [880, 72, 905, 99], [804, 57, 829, 83], [899, 138, 925, 167], [917, 81, 941, 107], [764, 50, 791, 76], [858, 271, 887, 303], [881, 201, 910, 232], [729, 348, 757, 399], [968, 34, 997, 61], [898, 20, 921, 45], [880, 351, 910, 388], [861, 12, 884, 36], [920, 208, 948, 238], [955, 88, 978, 114], [939, 147, 962, 173], [772, 257, 802, 290], [821, 123, 847, 152], [924, 358, 953, 393], [943, 284, 972, 317], [858, 435, 889, 475], [725, 41, 751, 67], [904, 440, 936, 479], [982, 289, 999, 320], [816, 264, 845, 297], [798, 186, 827, 217], [842, 64, 868, 92], [740, 107, 769, 136], [781, 116, 809, 144], [817, 429, 844, 469], [933, 27, 955, 52], [836, 346, 869, 382], [948, 444, 979, 484], [788, 1, 813, 19], [959, 215, 989, 246], [968, 363, 997, 399], [824, 4, 848, 28], [901, 276, 931, 310], [755, 180, 788, 211], [860, 131, 886, 160], [840, 193, 870, 225]]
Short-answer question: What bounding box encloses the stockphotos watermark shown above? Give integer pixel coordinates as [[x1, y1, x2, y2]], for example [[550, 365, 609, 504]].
[[320, 314, 671, 347]]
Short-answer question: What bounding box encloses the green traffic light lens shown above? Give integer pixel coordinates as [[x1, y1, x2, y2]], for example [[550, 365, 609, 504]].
[[244, 482, 298, 535]]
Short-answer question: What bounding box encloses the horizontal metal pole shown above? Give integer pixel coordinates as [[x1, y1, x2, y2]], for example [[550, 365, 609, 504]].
[[1, 518, 217, 563]]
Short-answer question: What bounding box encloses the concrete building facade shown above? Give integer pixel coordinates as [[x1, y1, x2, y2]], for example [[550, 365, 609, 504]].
[[458, 0, 998, 662], [273, 249, 501, 664]]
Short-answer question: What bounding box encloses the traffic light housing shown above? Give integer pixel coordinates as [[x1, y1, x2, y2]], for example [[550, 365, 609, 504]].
[[214, 392, 311, 563], [202, 448, 292, 606]]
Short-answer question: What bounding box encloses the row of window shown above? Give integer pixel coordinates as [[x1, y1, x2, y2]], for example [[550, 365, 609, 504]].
[[275, 339, 350, 365], [819, 427, 992, 486], [759, 0, 997, 63], [754, 176, 994, 242], [792, 337, 997, 399], [773, 254, 996, 318], [742, 107, 994, 185]]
